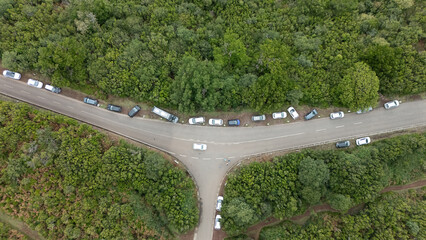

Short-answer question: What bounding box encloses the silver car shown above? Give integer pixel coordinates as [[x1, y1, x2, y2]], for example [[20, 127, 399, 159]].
[[272, 112, 287, 119], [3, 70, 21, 80], [330, 111, 344, 119], [356, 106, 373, 114], [252, 115, 266, 121]]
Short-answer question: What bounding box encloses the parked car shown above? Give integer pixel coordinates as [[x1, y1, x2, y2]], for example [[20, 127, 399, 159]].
[[272, 112, 287, 119], [252, 115, 266, 121], [128, 105, 141, 117], [44, 84, 61, 93], [330, 111, 344, 119], [27, 79, 43, 88], [228, 119, 240, 126], [384, 100, 400, 110], [2, 70, 21, 80], [336, 141, 350, 148], [107, 104, 122, 112], [216, 196, 223, 211], [356, 106, 373, 114], [305, 109, 318, 120], [83, 97, 99, 106], [356, 137, 371, 146], [214, 215, 221, 230], [189, 117, 205, 125], [209, 119, 223, 126], [287, 107, 299, 119]]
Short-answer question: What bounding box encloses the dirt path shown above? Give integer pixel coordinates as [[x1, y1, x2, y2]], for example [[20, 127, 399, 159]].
[[242, 179, 426, 240], [0, 210, 44, 240]]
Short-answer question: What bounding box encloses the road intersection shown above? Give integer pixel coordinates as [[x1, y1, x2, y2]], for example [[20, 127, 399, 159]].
[[1, 76, 426, 240]]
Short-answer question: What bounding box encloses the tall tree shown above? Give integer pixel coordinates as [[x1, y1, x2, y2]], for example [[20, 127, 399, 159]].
[[337, 62, 379, 110]]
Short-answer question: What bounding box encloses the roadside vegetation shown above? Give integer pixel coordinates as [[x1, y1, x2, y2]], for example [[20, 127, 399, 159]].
[[259, 188, 425, 239], [0, 0, 424, 113], [0, 221, 29, 240], [0, 100, 199, 239], [221, 132, 425, 236]]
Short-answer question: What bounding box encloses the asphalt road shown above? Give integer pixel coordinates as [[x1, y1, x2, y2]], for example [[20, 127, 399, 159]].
[[1, 76, 426, 240]]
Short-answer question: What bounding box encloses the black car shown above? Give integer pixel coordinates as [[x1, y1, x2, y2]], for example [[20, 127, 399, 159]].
[[83, 97, 98, 106], [128, 105, 141, 117], [304, 109, 318, 120], [228, 119, 240, 126], [336, 141, 350, 148], [107, 104, 122, 112]]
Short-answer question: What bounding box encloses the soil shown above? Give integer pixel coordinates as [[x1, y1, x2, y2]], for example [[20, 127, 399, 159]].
[[214, 179, 426, 240], [0, 210, 44, 240]]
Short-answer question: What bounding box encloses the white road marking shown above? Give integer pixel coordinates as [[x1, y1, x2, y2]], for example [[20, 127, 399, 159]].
[[20, 90, 30, 94], [354, 122, 363, 125], [228, 156, 235, 159], [191, 157, 199, 159], [336, 125, 344, 128], [179, 154, 187, 157], [316, 129, 326, 132], [37, 96, 45, 100]]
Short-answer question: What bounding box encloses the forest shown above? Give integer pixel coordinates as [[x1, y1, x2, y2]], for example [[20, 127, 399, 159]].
[[0, 0, 425, 113], [220, 132, 425, 236], [259, 188, 425, 240], [0, 100, 199, 239]]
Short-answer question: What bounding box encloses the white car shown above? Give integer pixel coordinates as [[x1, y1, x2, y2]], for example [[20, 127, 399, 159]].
[[3, 70, 21, 80], [287, 107, 299, 119], [330, 111, 344, 119], [272, 112, 287, 119], [216, 196, 223, 211], [214, 215, 221, 230], [356, 137, 371, 146], [193, 143, 207, 151], [384, 100, 400, 110], [27, 79, 43, 88], [209, 119, 223, 126], [189, 117, 205, 125], [45, 84, 61, 93]]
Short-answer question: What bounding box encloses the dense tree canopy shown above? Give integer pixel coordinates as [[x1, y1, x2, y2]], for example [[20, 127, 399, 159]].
[[260, 188, 426, 240], [221, 133, 425, 235], [0, 100, 199, 239], [0, 0, 424, 113]]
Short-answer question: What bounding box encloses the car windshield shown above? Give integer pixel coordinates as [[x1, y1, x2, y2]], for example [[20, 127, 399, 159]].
[[5, 71, 14, 77]]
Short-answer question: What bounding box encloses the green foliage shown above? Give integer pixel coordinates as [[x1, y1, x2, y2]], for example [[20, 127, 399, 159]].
[[0, 101, 198, 238], [171, 55, 238, 113], [327, 193, 352, 212], [363, 45, 426, 94], [222, 133, 425, 236], [0, 221, 29, 240], [260, 188, 426, 240], [298, 157, 329, 204], [1, 0, 423, 112], [337, 62, 380, 110]]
